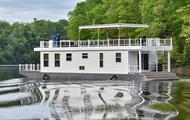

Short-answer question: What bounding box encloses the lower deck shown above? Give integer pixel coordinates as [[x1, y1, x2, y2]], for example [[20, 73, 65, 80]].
[[19, 71, 178, 81]]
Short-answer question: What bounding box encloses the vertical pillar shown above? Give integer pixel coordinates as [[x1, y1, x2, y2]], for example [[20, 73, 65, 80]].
[[25, 64, 28, 71], [37, 64, 40, 71], [68, 40, 71, 47], [168, 51, 171, 72], [139, 50, 142, 73], [156, 51, 158, 72], [129, 38, 131, 46], [140, 38, 142, 46], [19, 64, 21, 71], [98, 28, 100, 47], [118, 28, 120, 46]]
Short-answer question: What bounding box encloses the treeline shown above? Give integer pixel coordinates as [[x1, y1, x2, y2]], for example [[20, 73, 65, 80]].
[[68, 0, 190, 66], [0, 0, 190, 66], [0, 19, 68, 64]]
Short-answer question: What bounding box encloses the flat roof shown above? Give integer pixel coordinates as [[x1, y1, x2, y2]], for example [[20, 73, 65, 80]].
[[79, 23, 149, 30]]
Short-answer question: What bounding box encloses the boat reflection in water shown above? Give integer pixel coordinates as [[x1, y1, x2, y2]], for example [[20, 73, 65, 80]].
[[0, 79, 178, 120]]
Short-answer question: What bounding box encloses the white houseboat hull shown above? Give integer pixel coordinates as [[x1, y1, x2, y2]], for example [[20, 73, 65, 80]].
[[19, 71, 145, 81]]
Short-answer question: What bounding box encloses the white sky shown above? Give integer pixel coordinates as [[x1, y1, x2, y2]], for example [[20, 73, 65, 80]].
[[0, 0, 85, 23]]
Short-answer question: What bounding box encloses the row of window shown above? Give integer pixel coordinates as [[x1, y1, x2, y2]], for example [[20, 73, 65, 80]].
[[43, 53, 122, 68]]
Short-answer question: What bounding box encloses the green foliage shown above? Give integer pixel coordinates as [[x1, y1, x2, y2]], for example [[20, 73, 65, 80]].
[[0, 19, 68, 64], [0, 0, 190, 66], [68, 0, 190, 66]]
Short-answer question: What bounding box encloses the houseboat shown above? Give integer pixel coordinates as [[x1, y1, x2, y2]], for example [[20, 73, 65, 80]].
[[19, 23, 178, 80]]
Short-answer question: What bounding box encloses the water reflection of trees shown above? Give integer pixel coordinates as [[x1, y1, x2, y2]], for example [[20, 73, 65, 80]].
[[0, 80, 177, 120]]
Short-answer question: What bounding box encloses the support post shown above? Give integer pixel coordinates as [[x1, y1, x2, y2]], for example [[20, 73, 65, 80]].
[[139, 50, 142, 73], [19, 64, 21, 71], [68, 40, 71, 47], [129, 38, 131, 46], [98, 28, 100, 47], [170, 37, 173, 46], [88, 39, 90, 47], [168, 51, 171, 72], [37, 64, 40, 71], [156, 51, 158, 72], [25, 64, 28, 71], [78, 30, 81, 40], [118, 28, 120, 46]]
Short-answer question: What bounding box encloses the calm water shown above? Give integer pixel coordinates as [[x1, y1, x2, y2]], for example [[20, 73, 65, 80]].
[[0, 67, 178, 120]]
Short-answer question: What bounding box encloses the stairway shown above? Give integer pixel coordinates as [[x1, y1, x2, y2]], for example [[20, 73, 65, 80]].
[[143, 72, 178, 81]]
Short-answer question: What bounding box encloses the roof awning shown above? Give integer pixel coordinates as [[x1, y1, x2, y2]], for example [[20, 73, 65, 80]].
[[79, 23, 149, 30]]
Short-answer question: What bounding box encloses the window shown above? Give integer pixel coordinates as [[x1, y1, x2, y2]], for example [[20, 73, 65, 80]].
[[82, 53, 88, 59], [66, 53, 72, 61], [79, 66, 85, 70], [116, 53, 121, 62], [100, 53, 103, 67], [43, 54, 49, 67], [54, 53, 60, 67]]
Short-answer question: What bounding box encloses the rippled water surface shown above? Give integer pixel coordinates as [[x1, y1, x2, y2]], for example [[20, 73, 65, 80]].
[[0, 67, 178, 120]]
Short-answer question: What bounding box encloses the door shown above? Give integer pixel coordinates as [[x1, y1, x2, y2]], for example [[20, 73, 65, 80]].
[[137, 53, 149, 70]]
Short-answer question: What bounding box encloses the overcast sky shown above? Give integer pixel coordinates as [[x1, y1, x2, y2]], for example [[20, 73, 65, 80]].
[[0, 0, 85, 23]]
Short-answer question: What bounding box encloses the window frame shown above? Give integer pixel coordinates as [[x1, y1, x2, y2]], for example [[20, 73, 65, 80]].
[[99, 53, 103, 67], [54, 53, 60, 67], [43, 53, 49, 67], [79, 66, 85, 70], [66, 53, 72, 61], [116, 53, 122, 62], [82, 53, 88, 59]]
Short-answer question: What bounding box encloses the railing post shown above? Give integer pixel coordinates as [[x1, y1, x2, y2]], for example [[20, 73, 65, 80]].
[[40, 41, 43, 48], [88, 39, 90, 47], [68, 40, 71, 47], [25, 64, 28, 71], [19, 64, 21, 71], [129, 38, 131, 46], [33, 64, 35, 71], [170, 37, 173, 46], [118, 39, 120, 46], [49, 40, 53, 48], [37, 64, 40, 71], [30, 64, 32, 71], [168, 51, 171, 72], [139, 50, 142, 73], [156, 38, 160, 46], [108, 39, 110, 46], [146, 38, 148, 46], [140, 38, 142, 46]]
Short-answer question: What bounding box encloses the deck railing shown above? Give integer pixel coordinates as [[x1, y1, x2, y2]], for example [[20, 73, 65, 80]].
[[39, 38, 172, 48], [19, 64, 40, 71], [129, 65, 139, 73]]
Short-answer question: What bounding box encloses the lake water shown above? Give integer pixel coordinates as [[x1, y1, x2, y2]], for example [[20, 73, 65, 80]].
[[0, 67, 179, 120]]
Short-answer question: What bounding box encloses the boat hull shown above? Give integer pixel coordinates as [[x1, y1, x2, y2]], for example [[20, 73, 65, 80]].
[[19, 71, 145, 81]]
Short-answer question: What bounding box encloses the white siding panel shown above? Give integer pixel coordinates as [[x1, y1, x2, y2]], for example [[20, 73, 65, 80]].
[[40, 51, 129, 74]]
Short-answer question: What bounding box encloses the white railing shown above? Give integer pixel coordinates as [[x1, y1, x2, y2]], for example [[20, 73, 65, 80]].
[[129, 65, 139, 73], [19, 64, 40, 71], [39, 38, 172, 48], [163, 64, 168, 71]]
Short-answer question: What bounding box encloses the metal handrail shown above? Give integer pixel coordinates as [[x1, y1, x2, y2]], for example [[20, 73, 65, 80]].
[[19, 64, 40, 71], [39, 38, 172, 48]]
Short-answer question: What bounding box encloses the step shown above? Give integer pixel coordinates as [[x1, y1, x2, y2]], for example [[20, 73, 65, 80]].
[[143, 72, 178, 80]]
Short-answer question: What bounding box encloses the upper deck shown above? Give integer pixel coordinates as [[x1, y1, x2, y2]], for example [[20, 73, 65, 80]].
[[34, 38, 173, 52]]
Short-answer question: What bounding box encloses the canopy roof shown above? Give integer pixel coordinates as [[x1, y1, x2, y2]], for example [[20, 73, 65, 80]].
[[79, 23, 149, 30]]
